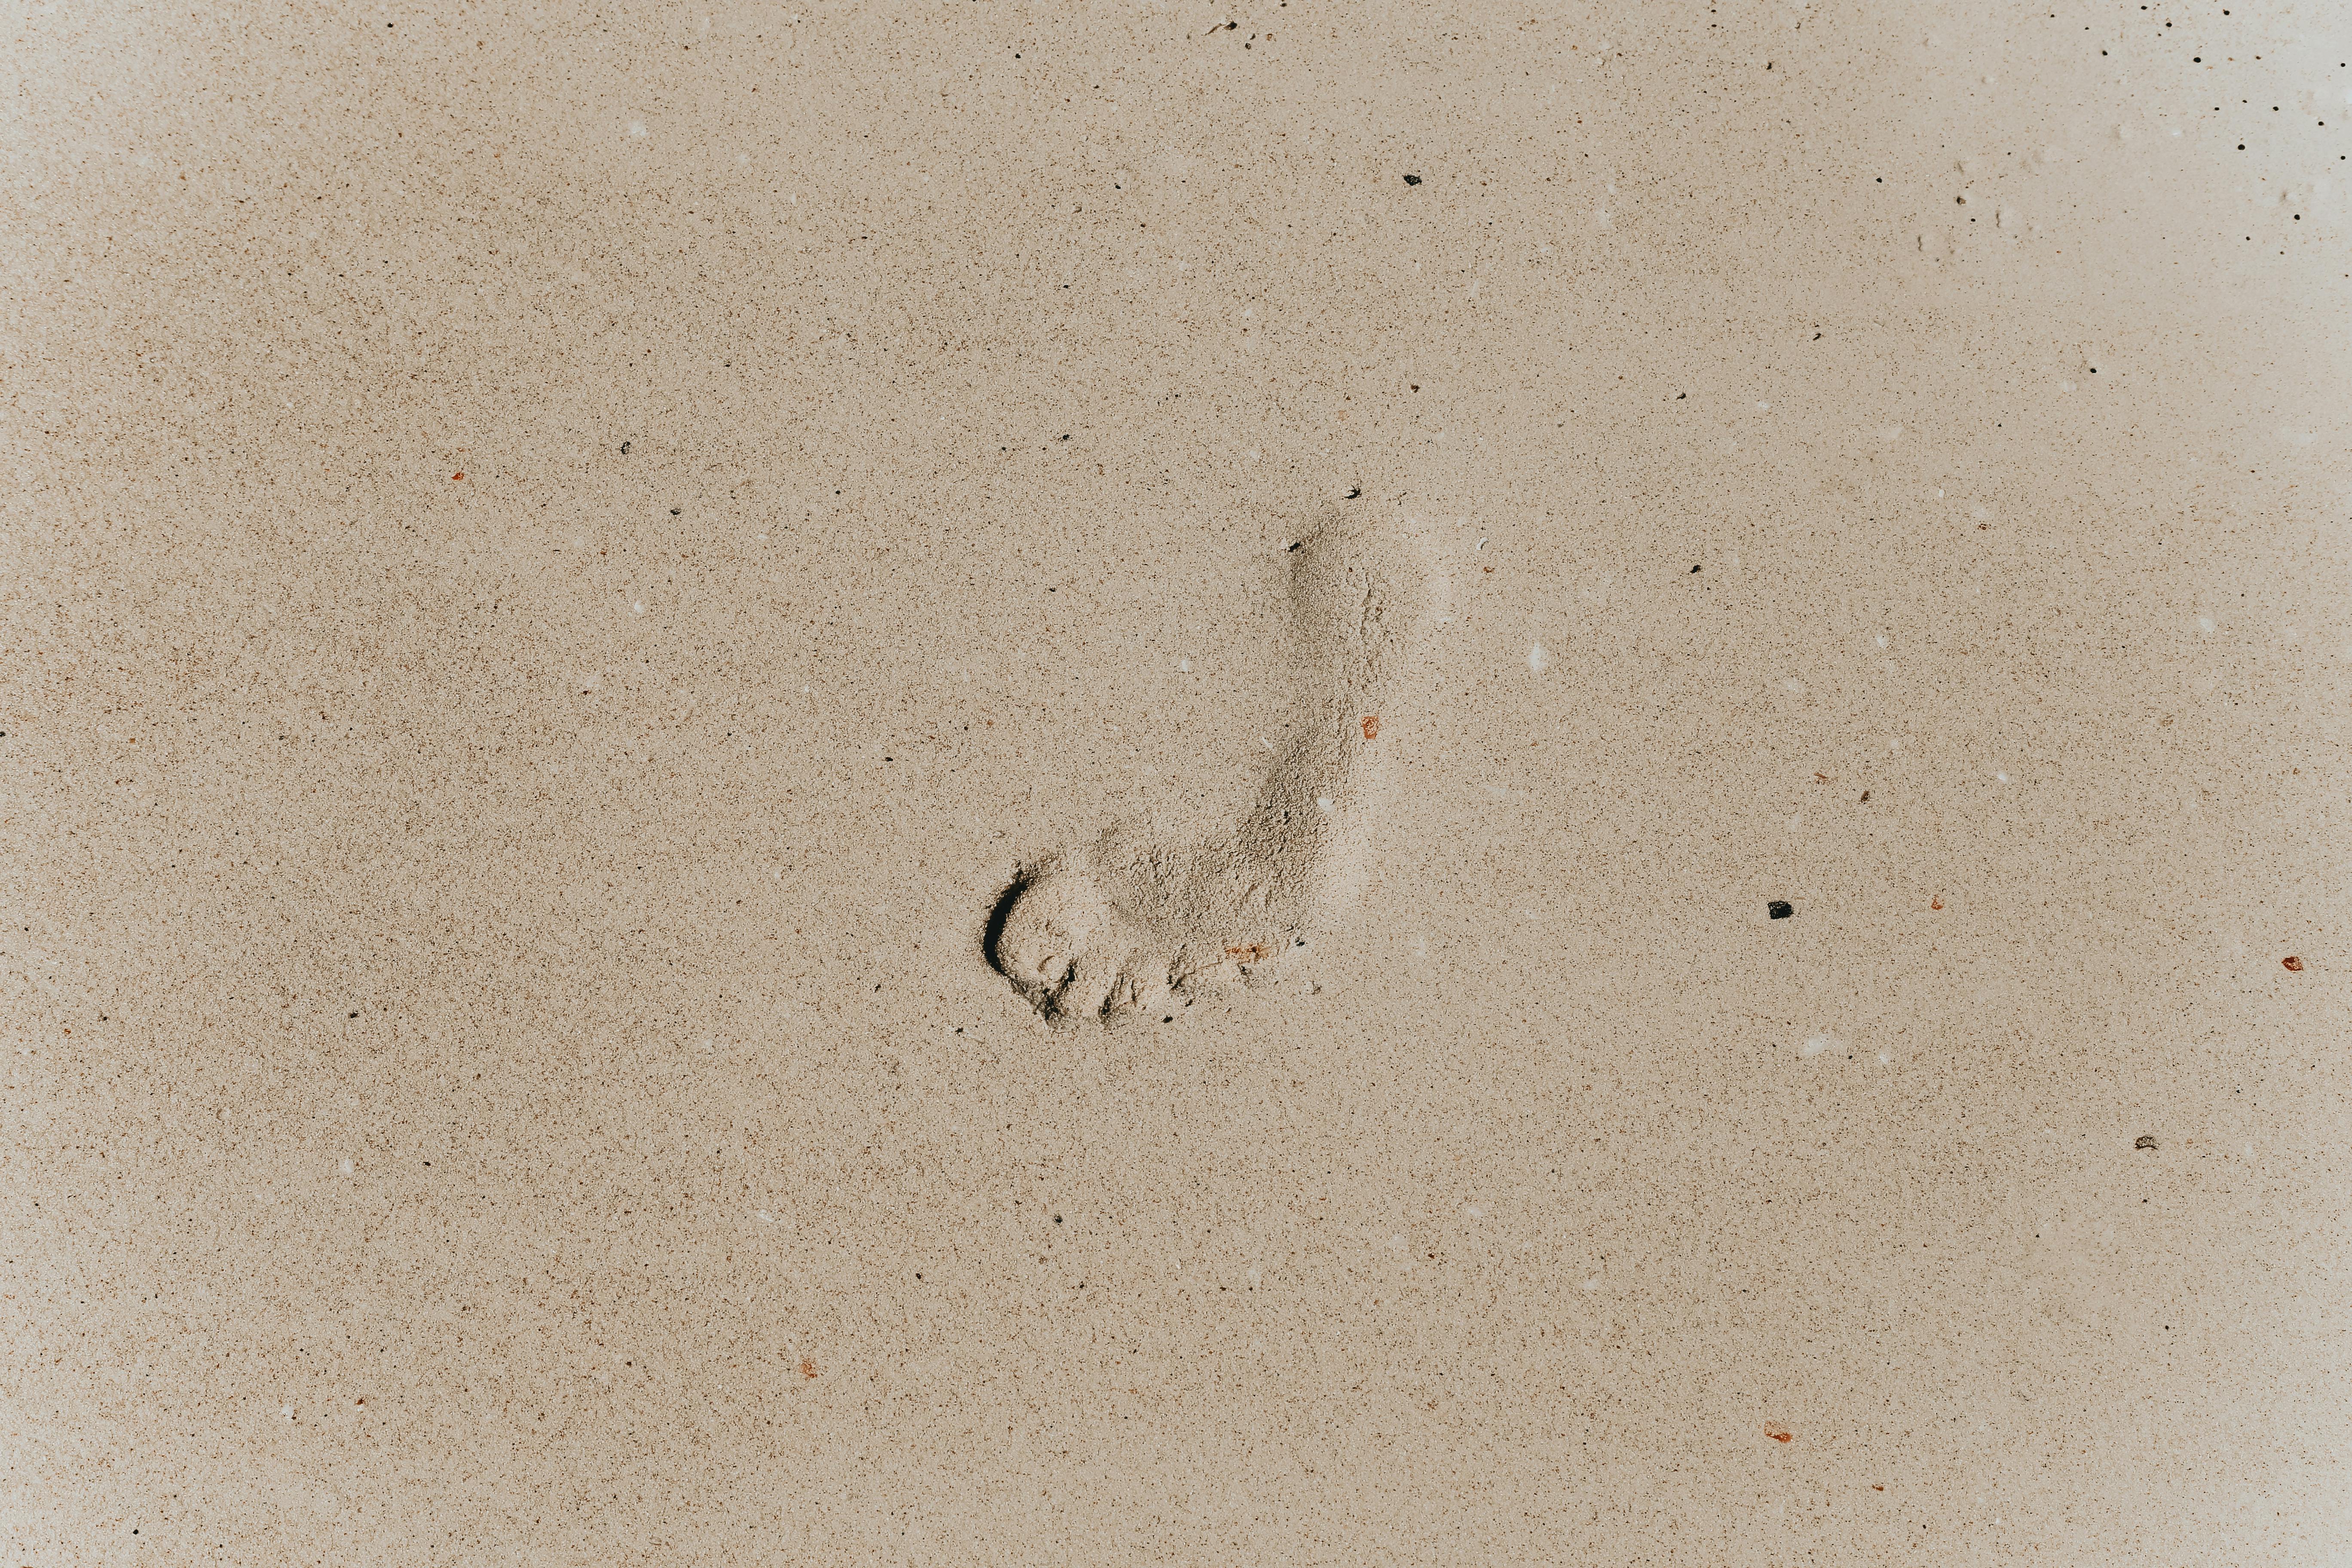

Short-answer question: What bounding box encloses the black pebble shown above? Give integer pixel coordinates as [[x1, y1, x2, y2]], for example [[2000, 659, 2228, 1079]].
[[1768, 900, 1794, 919], [619, 441, 631, 454], [1345, 486, 1362, 499], [670, 508, 681, 515], [1403, 174, 1422, 185], [1690, 564, 1701, 573], [2135, 1134, 2158, 1150]]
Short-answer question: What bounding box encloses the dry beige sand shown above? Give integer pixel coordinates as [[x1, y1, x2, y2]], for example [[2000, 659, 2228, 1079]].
[[9, 0, 2352, 1561]]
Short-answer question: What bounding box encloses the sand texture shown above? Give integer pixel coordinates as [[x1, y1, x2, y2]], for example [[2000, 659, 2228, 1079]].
[[8, 1, 2351, 1562]]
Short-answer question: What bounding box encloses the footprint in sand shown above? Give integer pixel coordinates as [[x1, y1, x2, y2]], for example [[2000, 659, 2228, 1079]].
[[984, 505, 1439, 1026]]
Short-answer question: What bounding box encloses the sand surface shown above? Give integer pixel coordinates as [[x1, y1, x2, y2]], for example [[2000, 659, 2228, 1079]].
[[9, 2, 2352, 1561]]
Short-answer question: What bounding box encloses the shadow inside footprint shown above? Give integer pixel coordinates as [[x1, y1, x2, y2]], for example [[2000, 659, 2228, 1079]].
[[981, 875, 1027, 985]]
